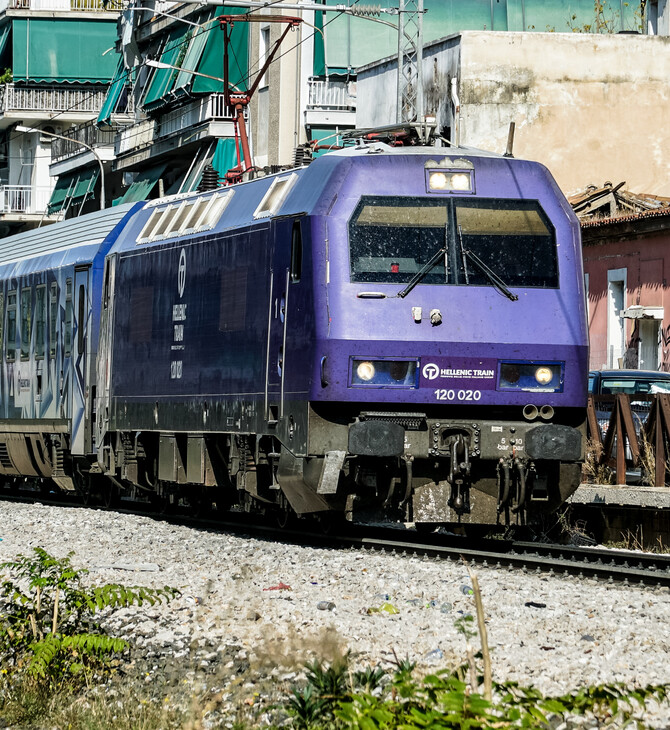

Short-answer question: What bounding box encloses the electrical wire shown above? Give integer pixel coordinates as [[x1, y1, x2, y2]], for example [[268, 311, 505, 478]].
[[7, 0, 384, 149]]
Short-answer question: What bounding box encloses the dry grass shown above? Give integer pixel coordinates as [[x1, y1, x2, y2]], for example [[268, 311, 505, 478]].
[[582, 438, 615, 485]]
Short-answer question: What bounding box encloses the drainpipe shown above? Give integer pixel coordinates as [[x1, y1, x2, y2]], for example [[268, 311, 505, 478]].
[[450, 77, 460, 147]]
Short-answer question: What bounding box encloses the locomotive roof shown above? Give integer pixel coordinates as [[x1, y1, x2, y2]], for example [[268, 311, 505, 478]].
[[110, 143, 532, 253], [0, 203, 141, 269]]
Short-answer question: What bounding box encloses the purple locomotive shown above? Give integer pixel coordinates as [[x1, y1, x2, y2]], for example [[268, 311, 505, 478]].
[[94, 142, 588, 529], [0, 140, 587, 531]]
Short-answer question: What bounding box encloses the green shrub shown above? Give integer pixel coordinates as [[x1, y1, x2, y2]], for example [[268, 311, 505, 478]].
[[0, 547, 179, 686]]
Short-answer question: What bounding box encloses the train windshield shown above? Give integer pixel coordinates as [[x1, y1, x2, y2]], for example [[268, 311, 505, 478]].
[[349, 196, 558, 289]]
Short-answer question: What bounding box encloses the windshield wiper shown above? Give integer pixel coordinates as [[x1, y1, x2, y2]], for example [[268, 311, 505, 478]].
[[397, 245, 446, 299], [462, 248, 519, 302]]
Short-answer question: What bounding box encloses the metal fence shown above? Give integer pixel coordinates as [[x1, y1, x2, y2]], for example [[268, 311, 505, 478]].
[[307, 79, 356, 109], [6, 0, 116, 10], [0, 185, 52, 214], [50, 122, 119, 162], [587, 393, 670, 487], [0, 84, 107, 114]]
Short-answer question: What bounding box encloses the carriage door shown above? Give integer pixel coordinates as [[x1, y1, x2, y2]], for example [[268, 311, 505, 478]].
[[266, 218, 300, 425], [71, 266, 91, 455]]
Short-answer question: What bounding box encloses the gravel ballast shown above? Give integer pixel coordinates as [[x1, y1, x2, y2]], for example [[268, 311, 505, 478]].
[[1, 500, 669, 726]]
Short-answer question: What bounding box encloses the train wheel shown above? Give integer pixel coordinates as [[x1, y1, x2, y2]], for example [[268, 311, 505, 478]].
[[102, 480, 120, 509], [186, 487, 211, 518], [75, 471, 99, 506], [275, 495, 295, 529], [150, 482, 174, 515]]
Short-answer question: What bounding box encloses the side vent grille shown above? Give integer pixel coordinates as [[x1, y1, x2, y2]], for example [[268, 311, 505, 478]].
[[0, 442, 13, 469]]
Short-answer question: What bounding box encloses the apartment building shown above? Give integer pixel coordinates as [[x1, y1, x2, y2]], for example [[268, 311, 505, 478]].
[[0, 0, 119, 230], [43, 0, 650, 214]]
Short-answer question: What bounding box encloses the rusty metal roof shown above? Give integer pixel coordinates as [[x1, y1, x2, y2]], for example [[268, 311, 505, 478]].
[[568, 182, 670, 228]]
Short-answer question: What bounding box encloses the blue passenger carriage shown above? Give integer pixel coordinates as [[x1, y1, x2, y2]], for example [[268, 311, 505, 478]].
[[0, 205, 140, 493]]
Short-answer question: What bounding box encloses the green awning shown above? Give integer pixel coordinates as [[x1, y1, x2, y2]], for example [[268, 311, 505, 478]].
[[47, 172, 78, 215], [192, 7, 248, 94], [211, 137, 238, 179], [142, 27, 189, 110], [71, 168, 99, 201], [115, 164, 167, 205], [173, 19, 214, 94], [313, 4, 325, 76], [13, 18, 118, 83], [97, 59, 130, 128], [0, 24, 10, 68]]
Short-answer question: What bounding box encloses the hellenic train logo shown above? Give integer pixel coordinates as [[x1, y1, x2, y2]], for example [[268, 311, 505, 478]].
[[422, 363, 440, 380], [178, 248, 186, 298]]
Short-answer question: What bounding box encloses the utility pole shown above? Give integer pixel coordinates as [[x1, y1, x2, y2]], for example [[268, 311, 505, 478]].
[[396, 0, 424, 124]]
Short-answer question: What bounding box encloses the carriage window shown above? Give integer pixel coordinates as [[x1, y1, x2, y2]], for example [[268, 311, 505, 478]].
[[6, 290, 16, 361], [64, 279, 72, 357], [35, 285, 46, 359], [77, 285, 86, 353], [20, 288, 31, 361], [49, 282, 58, 358]]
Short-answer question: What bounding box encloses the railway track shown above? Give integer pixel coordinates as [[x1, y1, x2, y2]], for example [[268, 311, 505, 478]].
[[3, 489, 670, 589]]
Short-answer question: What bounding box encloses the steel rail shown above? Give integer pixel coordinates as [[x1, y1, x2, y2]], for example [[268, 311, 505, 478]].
[[2, 489, 670, 588]]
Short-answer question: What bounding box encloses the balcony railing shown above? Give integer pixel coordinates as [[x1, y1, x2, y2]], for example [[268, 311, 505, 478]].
[[116, 119, 157, 156], [0, 84, 107, 115], [117, 95, 238, 156], [157, 94, 236, 137], [307, 79, 357, 110], [51, 121, 123, 162], [0, 185, 52, 215], [4, 0, 115, 11]]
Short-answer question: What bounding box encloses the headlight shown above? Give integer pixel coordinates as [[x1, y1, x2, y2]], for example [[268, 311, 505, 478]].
[[356, 361, 375, 382], [427, 170, 473, 193], [535, 366, 554, 385], [498, 361, 564, 393], [351, 359, 418, 387]]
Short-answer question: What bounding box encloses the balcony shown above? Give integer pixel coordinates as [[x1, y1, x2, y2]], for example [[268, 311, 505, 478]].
[[307, 79, 357, 110], [305, 78, 357, 129], [0, 84, 107, 115], [3, 0, 113, 11], [51, 121, 121, 163], [0, 185, 52, 215], [115, 95, 238, 161]]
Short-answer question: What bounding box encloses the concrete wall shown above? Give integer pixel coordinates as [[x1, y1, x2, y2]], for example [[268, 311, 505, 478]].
[[249, 13, 305, 169], [357, 31, 670, 196]]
